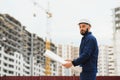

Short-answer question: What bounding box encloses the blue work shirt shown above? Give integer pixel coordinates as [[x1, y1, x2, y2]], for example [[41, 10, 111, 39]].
[[72, 32, 99, 72]]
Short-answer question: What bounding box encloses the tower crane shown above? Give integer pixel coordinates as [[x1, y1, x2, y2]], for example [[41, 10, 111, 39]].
[[31, 0, 52, 76]]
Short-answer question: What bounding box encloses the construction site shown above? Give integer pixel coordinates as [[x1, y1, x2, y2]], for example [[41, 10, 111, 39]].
[[0, 0, 120, 80]]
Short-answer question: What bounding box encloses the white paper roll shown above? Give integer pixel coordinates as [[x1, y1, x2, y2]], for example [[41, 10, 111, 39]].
[[44, 50, 67, 64]]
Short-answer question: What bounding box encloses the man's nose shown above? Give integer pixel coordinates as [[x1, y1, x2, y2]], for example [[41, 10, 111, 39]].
[[80, 28, 83, 30]]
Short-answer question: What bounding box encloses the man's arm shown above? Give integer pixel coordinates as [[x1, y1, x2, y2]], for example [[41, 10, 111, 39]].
[[72, 38, 94, 66]]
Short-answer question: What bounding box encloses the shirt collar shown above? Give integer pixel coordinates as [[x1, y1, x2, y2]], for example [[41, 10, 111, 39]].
[[83, 32, 92, 38]]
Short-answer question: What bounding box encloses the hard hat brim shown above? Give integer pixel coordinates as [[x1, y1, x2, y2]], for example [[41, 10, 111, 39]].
[[78, 22, 91, 27]]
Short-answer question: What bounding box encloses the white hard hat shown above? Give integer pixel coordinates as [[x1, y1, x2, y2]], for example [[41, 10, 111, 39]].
[[78, 19, 91, 26]]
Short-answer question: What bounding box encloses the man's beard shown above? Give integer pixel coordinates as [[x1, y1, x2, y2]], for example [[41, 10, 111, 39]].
[[80, 28, 88, 36]]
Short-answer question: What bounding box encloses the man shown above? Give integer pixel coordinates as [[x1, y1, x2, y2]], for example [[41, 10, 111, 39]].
[[63, 19, 99, 80]]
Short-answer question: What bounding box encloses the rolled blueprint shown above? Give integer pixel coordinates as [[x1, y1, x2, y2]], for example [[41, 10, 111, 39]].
[[44, 50, 67, 64], [44, 50, 82, 73]]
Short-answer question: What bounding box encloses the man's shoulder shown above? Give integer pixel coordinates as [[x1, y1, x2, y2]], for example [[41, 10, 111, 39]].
[[86, 34, 96, 40]]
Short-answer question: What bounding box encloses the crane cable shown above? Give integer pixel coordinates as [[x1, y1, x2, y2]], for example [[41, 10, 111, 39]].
[[29, 0, 52, 18]]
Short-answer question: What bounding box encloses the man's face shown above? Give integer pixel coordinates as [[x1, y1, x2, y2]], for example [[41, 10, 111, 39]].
[[79, 23, 90, 35]]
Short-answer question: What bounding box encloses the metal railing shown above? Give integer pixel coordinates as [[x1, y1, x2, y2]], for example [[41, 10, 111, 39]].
[[1, 76, 120, 80]]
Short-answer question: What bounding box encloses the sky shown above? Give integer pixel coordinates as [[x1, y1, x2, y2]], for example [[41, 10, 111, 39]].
[[0, 0, 119, 46]]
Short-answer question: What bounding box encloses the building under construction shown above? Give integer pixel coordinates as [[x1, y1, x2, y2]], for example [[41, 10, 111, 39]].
[[0, 14, 57, 76]]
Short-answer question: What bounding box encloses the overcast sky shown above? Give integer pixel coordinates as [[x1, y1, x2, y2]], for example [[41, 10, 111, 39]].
[[0, 0, 119, 46]]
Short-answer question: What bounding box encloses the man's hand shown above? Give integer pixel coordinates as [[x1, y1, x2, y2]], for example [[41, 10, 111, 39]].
[[62, 60, 73, 68]]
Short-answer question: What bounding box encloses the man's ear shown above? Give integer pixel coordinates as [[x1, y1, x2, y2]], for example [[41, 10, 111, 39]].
[[87, 26, 91, 31]]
